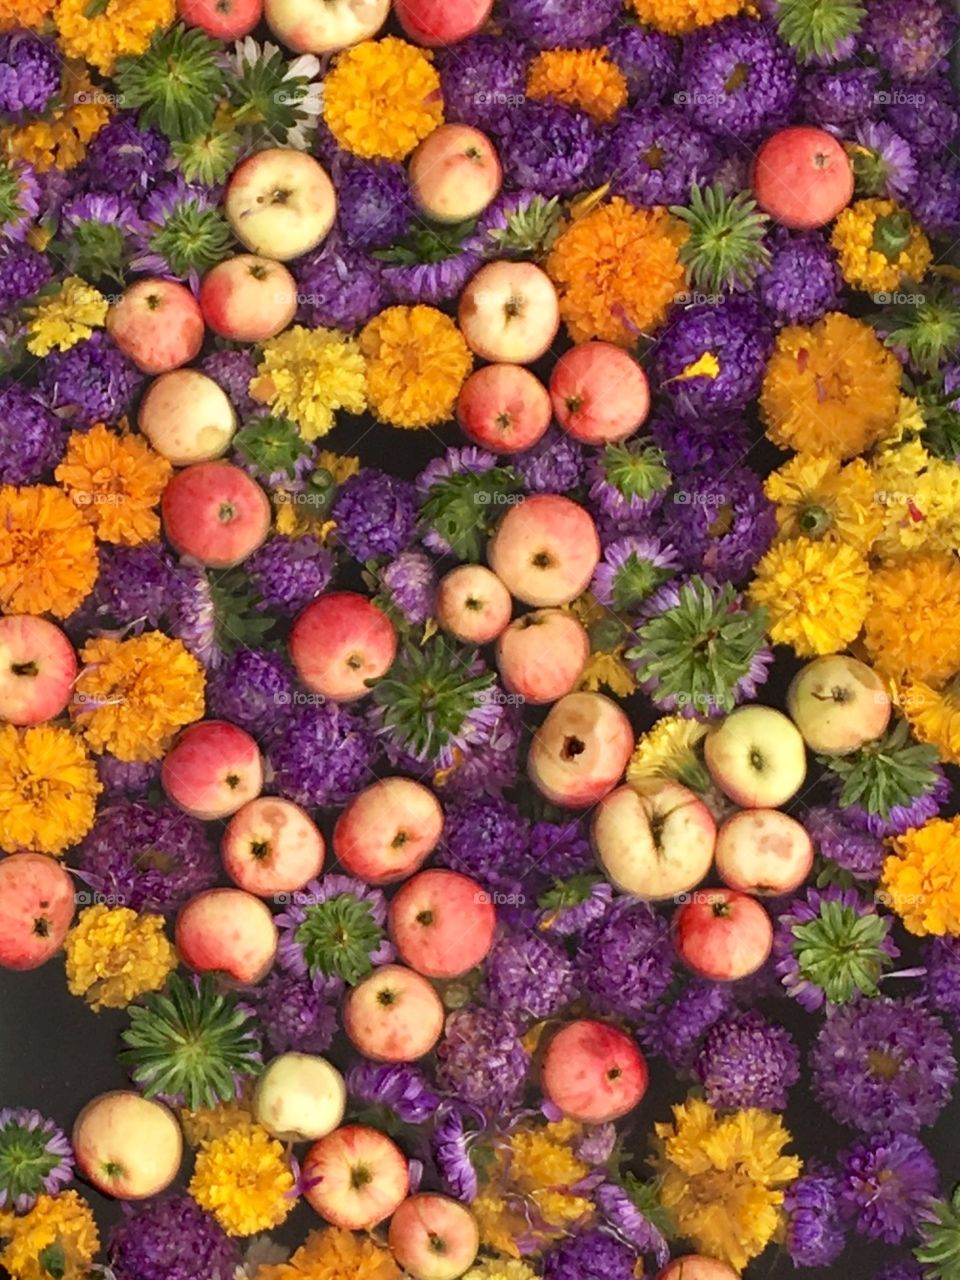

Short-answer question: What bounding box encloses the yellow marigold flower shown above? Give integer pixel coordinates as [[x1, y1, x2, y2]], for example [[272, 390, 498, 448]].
[[65, 905, 177, 1010], [254, 1226, 401, 1280], [863, 553, 960, 686], [871, 439, 960, 558], [878, 393, 926, 449], [630, 0, 747, 34], [323, 37, 443, 161], [464, 1263, 539, 1280], [26, 275, 108, 356], [764, 454, 882, 554], [251, 326, 367, 441], [567, 593, 636, 697], [0, 485, 98, 618], [55, 423, 172, 545], [830, 198, 932, 294], [71, 632, 206, 762], [749, 537, 870, 658], [527, 48, 628, 124], [180, 1092, 254, 1147], [190, 1123, 296, 1237], [547, 198, 687, 346], [0, 723, 100, 856], [652, 1096, 801, 1273], [54, 0, 175, 75], [2, 65, 109, 172], [0, 1191, 99, 1280], [900, 677, 960, 766], [315, 450, 361, 485], [628, 714, 710, 793], [760, 312, 902, 459], [361, 305, 472, 428], [472, 1191, 525, 1258], [882, 816, 960, 935]]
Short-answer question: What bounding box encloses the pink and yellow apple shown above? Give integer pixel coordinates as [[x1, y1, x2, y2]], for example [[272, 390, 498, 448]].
[[550, 342, 650, 444], [0, 616, 76, 726], [334, 777, 443, 885], [488, 494, 600, 608], [704, 706, 807, 809], [289, 592, 397, 702], [593, 781, 716, 901], [162, 720, 263, 820], [73, 1092, 182, 1200], [344, 964, 445, 1062], [657, 1258, 740, 1280], [389, 869, 496, 979], [199, 254, 298, 343], [394, 0, 493, 46], [752, 126, 854, 230], [264, 0, 389, 53], [161, 462, 271, 568], [541, 1020, 648, 1124], [714, 809, 813, 897], [303, 1125, 409, 1229], [138, 370, 237, 465], [527, 692, 633, 808], [673, 889, 773, 982], [496, 609, 589, 704], [786, 654, 891, 755], [388, 1195, 481, 1280], [0, 854, 75, 971], [436, 564, 513, 644], [106, 279, 204, 375], [456, 364, 551, 454], [222, 797, 324, 896], [180, 0, 261, 36], [225, 148, 337, 260], [254, 1052, 346, 1142], [176, 887, 278, 984], [409, 124, 501, 223], [459, 261, 559, 364]]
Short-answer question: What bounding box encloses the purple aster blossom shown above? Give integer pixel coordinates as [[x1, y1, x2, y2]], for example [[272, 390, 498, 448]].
[[501, 0, 621, 48], [268, 702, 378, 807], [693, 1010, 800, 1110], [108, 1195, 240, 1280], [95, 754, 161, 800], [811, 997, 957, 1135], [255, 970, 339, 1054], [528, 819, 593, 880], [132, 178, 227, 284], [543, 1229, 638, 1280], [167, 561, 219, 670], [434, 696, 525, 799], [0, 381, 63, 485], [876, 1262, 927, 1280], [81, 114, 169, 196], [838, 764, 950, 837], [439, 795, 530, 894], [606, 107, 719, 208], [586, 442, 672, 528], [275, 874, 392, 978], [595, 1183, 669, 1268], [204, 647, 295, 743], [382, 249, 483, 307], [647, 409, 752, 473], [758, 229, 843, 326], [332, 468, 418, 561], [331, 153, 412, 249], [646, 980, 732, 1070], [346, 1062, 441, 1125], [577, 898, 674, 1023], [783, 1165, 846, 1268], [839, 1132, 938, 1243], [799, 67, 883, 132], [470, 189, 562, 259], [77, 542, 180, 632], [922, 936, 960, 1027], [415, 445, 502, 556], [295, 236, 388, 330], [852, 121, 918, 199], [605, 25, 679, 102], [905, 154, 960, 236], [591, 534, 680, 611], [886, 78, 960, 157], [653, 297, 774, 419], [0, 242, 50, 311], [575, 1124, 617, 1166], [482, 930, 575, 1024], [536, 876, 614, 938], [804, 805, 888, 880], [58, 191, 145, 273], [498, 102, 599, 197], [37, 330, 142, 430], [435, 1006, 529, 1110], [379, 550, 437, 627], [200, 348, 259, 420], [432, 1103, 483, 1202], [0, 1108, 73, 1212], [0, 158, 39, 241], [76, 801, 217, 916], [677, 18, 798, 142], [862, 0, 956, 81], [662, 466, 776, 586], [0, 30, 60, 116], [244, 535, 333, 616], [438, 35, 531, 135], [515, 426, 586, 493]]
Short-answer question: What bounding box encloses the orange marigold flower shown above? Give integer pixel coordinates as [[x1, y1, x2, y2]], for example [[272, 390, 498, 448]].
[[55, 423, 173, 545], [0, 485, 98, 618], [527, 48, 628, 124]]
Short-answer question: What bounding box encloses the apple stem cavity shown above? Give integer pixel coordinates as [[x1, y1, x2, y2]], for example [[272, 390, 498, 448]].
[[350, 1163, 372, 1190], [561, 735, 585, 761], [416, 909, 434, 926], [250, 839, 271, 862], [11, 660, 38, 678], [428, 1233, 447, 1254], [32, 917, 50, 938]]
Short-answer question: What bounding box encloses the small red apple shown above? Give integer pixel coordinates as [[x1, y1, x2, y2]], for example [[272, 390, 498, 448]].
[[162, 720, 263, 820], [752, 126, 854, 230], [106, 278, 204, 375], [176, 887, 278, 984], [222, 797, 325, 897], [138, 369, 237, 466], [673, 889, 773, 982], [457, 364, 551, 454], [303, 1125, 409, 1229], [488, 494, 600, 608], [550, 341, 650, 444], [389, 869, 496, 979], [199, 254, 298, 343], [334, 777, 443, 885], [344, 964, 445, 1062], [409, 124, 502, 223], [436, 564, 513, 645], [289, 592, 397, 702], [394, 0, 493, 46], [161, 462, 271, 568], [179, 0, 262, 37], [541, 1020, 648, 1124], [0, 854, 75, 971], [388, 1194, 481, 1280], [496, 608, 589, 704], [0, 615, 76, 726], [527, 691, 633, 808]]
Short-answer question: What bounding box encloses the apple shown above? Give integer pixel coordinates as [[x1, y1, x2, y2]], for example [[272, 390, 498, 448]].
[[592, 782, 716, 901], [199, 255, 298, 343], [223, 797, 324, 897], [161, 462, 271, 568], [303, 1125, 409, 1229], [436, 564, 513, 644], [456, 364, 551, 454], [162, 720, 263, 820], [176, 887, 278, 984], [394, 0, 493, 46], [787, 654, 892, 755], [673, 889, 773, 982], [180, 0, 262, 37], [704, 707, 807, 809], [225, 148, 336, 261], [106, 279, 204, 375], [254, 1052, 346, 1142], [344, 964, 445, 1062], [496, 609, 589, 704], [409, 124, 502, 223], [714, 809, 813, 897], [657, 1259, 739, 1280], [550, 341, 650, 445], [527, 691, 633, 809], [334, 777, 443, 885], [264, 0, 389, 53], [388, 869, 496, 979], [72, 1092, 181, 1200], [0, 854, 75, 971], [488, 494, 600, 608], [388, 1195, 481, 1280], [138, 370, 237, 466], [0, 615, 76, 726], [541, 1020, 648, 1124], [458, 262, 560, 364], [289, 592, 397, 702], [752, 126, 854, 230]]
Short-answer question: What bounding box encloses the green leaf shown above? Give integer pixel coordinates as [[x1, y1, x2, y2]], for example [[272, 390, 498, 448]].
[[172, 124, 246, 187], [670, 184, 771, 294], [790, 896, 893, 1003], [916, 1185, 960, 1279], [234, 415, 312, 482], [775, 0, 866, 61], [600, 441, 672, 504], [38, 1245, 66, 1280], [879, 284, 960, 375], [908, 371, 960, 458], [145, 192, 234, 279], [538, 874, 603, 912], [621, 1174, 678, 1240], [819, 719, 941, 819], [294, 893, 384, 985], [208, 568, 278, 653], [226, 43, 319, 146], [374, 220, 477, 266], [482, 195, 563, 260], [418, 466, 521, 563], [115, 25, 224, 142]]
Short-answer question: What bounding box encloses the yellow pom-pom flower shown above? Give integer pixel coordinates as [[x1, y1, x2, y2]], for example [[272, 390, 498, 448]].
[[251, 326, 367, 441], [628, 715, 710, 793], [254, 1226, 401, 1280], [323, 37, 443, 161], [54, 0, 175, 76], [71, 632, 206, 762], [871, 439, 960, 558], [527, 48, 628, 123], [749, 536, 870, 657], [830, 198, 932, 295], [547, 198, 687, 346], [180, 1092, 255, 1147], [630, 0, 747, 34], [190, 1123, 296, 1236], [882, 816, 960, 935], [464, 1264, 540, 1280], [764, 453, 882, 554], [863, 553, 960, 686], [0, 485, 98, 618], [361, 305, 472, 429], [65, 905, 177, 1010], [652, 1096, 801, 1272], [55, 423, 172, 545], [2, 66, 110, 173], [0, 723, 100, 856], [760, 312, 902, 459], [25, 276, 108, 357], [0, 1191, 99, 1280], [900, 677, 960, 766]]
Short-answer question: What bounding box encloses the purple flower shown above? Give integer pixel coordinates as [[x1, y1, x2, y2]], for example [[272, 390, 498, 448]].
[[167, 561, 219, 670], [862, 0, 956, 80], [0, 30, 60, 116], [132, 178, 229, 283], [805, 805, 888, 880], [647, 979, 732, 1071], [346, 1062, 440, 1125], [332, 468, 418, 561], [758, 229, 843, 326], [577, 898, 674, 1023], [648, 409, 752, 474], [76, 542, 180, 631], [95, 754, 161, 800], [839, 765, 950, 837], [81, 113, 169, 196], [108, 1195, 240, 1280], [886, 78, 960, 157], [275, 874, 392, 979], [839, 1132, 938, 1242], [605, 25, 679, 102], [543, 1229, 638, 1280], [58, 191, 144, 280], [606, 107, 719, 208], [379, 550, 436, 627], [663, 466, 776, 586], [596, 1184, 669, 1267], [436, 1007, 529, 1111], [515, 426, 586, 493], [0, 158, 38, 241], [591, 534, 680, 611], [268, 702, 377, 807], [483, 930, 575, 1024], [811, 998, 957, 1135], [694, 1010, 799, 1110], [586, 441, 672, 528], [501, 0, 621, 48], [0, 1108, 73, 1212], [653, 298, 774, 419], [438, 795, 530, 894], [0, 243, 50, 312], [677, 18, 798, 141], [382, 250, 483, 307], [256, 970, 339, 1055], [905, 154, 960, 237], [922, 936, 960, 1027], [438, 35, 531, 134], [528, 819, 593, 880], [852, 121, 917, 199], [499, 102, 599, 197], [433, 696, 523, 799], [296, 236, 388, 330], [799, 67, 883, 132], [204, 647, 295, 743], [200, 348, 259, 420], [536, 876, 614, 938], [432, 1103, 483, 1202], [783, 1166, 846, 1268], [76, 801, 218, 916], [332, 153, 412, 249], [245, 535, 334, 616], [876, 1262, 927, 1280], [0, 381, 63, 485], [37, 331, 142, 430]]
